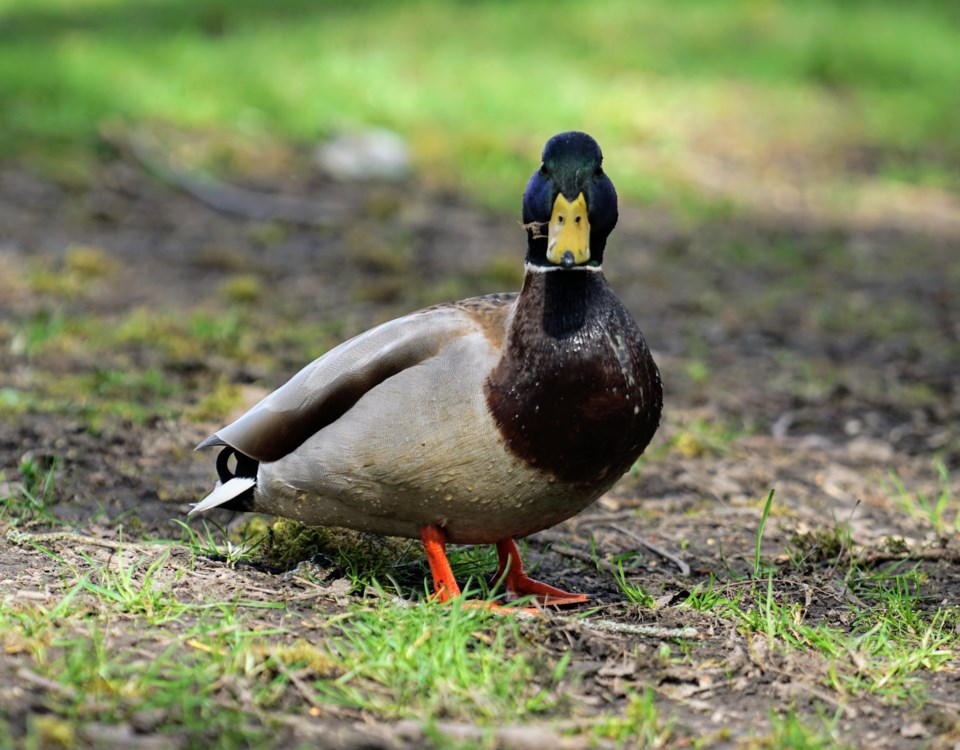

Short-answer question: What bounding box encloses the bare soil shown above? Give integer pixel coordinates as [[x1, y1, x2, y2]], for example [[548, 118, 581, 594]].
[[1, 148, 959, 749]]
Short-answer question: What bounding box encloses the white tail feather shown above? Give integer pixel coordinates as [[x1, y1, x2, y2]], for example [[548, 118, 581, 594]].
[[190, 477, 256, 514]]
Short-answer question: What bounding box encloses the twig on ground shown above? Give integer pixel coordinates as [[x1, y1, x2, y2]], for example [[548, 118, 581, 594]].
[[531, 532, 618, 575], [102, 128, 347, 227], [604, 525, 691, 576], [275, 664, 326, 710], [854, 547, 960, 566], [17, 667, 78, 699], [273, 715, 614, 750], [393, 718, 615, 750], [6, 528, 126, 551], [534, 524, 691, 577], [572, 511, 643, 526], [571, 618, 700, 639]]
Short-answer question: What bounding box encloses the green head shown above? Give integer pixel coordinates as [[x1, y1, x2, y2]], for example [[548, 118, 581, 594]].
[[522, 131, 619, 268]]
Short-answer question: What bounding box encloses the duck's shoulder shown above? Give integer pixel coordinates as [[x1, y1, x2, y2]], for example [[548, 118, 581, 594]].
[[432, 292, 517, 349]]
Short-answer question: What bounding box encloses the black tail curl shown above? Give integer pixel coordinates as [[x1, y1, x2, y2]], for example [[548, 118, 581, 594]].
[[214, 447, 259, 512]]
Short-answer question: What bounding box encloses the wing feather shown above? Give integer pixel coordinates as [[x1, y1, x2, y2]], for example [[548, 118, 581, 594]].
[[190, 477, 256, 514], [196, 305, 487, 462]]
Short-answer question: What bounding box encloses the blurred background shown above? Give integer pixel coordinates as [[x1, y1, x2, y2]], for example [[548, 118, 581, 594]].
[[2, 0, 959, 216]]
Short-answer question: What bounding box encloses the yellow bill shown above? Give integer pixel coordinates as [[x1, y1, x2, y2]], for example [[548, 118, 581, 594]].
[[546, 192, 590, 266]]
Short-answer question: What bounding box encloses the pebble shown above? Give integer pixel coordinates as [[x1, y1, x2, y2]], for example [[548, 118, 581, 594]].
[[314, 128, 411, 181]]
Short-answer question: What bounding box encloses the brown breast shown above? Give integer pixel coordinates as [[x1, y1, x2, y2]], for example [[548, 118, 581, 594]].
[[484, 270, 662, 485]]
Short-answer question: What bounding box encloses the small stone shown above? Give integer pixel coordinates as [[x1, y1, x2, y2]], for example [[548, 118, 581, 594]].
[[847, 436, 894, 462], [900, 721, 928, 739], [315, 128, 411, 181]]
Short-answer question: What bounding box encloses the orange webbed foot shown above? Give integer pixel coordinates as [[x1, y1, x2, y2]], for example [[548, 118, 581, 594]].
[[495, 539, 588, 607]]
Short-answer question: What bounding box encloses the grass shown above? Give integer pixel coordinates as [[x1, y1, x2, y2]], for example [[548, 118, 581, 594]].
[[319, 597, 566, 720], [592, 485, 957, 714], [4, 599, 294, 748], [2, 488, 958, 748], [754, 489, 776, 577], [0, 456, 60, 526], [0, 299, 349, 430], [75, 548, 182, 621], [887, 461, 958, 537], [683, 573, 959, 705], [612, 558, 657, 607], [669, 416, 748, 460], [592, 688, 675, 746], [174, 518, 264, 568], [1, 1, 959, 214], [674, 489, 960, 711], [0, 537, 570, 747], [745, 710, 850, 750]]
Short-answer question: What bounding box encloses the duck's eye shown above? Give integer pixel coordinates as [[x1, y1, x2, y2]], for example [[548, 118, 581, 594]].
[[593, 166, 604, 178], [539, 163, 549, 177]]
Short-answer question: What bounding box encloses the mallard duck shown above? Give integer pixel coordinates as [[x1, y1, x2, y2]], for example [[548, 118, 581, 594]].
[[193, 131, 662, 606]]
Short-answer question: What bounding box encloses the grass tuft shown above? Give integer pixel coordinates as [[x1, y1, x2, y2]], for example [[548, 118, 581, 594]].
[[318, 597, 565, 720], [175, 518, 263, 567], [592, 688, 674, 746], [887, 461, 957, 536], [745, 710, 850, 750], [257, 518, 418, 592], [754, 489, 777, 578], [612, 559, 657, 607], [0, 455, 60, 525]]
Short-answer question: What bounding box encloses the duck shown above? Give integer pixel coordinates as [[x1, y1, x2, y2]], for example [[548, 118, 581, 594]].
[[192, 131, 662, 607]]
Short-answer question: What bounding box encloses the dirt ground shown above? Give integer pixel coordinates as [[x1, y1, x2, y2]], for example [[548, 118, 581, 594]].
[[1, 143, 959, 749]]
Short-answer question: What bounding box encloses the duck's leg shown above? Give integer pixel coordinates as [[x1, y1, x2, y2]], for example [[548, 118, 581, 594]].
[[419, 526, 462, 602], [420, 527, 541, 614], [494, 539, 587, 606]]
